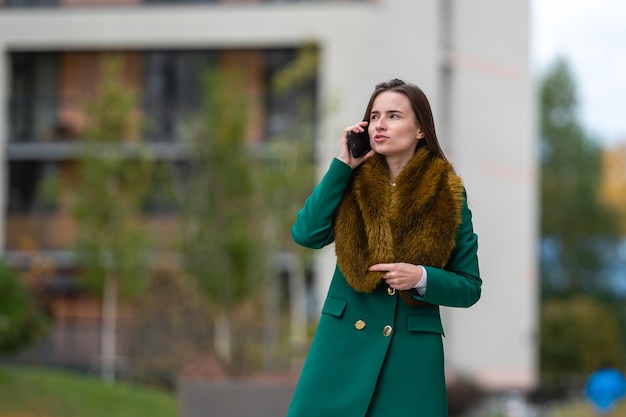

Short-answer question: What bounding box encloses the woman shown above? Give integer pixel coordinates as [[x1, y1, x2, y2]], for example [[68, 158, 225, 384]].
[[286, 79, 481, 417]]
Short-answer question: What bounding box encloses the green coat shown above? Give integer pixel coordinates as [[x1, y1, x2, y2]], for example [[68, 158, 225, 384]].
[[286, 158, 481, 417]]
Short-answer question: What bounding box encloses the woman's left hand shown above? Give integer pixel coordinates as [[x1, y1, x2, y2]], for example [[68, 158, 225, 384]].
[[368, 262, 423, 291]]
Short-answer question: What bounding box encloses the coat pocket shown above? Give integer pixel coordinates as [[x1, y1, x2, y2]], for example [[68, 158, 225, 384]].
[[321, 296, 347, 318], [407, 314, 445, 336]]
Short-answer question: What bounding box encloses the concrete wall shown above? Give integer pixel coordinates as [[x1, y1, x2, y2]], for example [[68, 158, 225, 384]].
[[441, 0, 538, 389], [0, 0, 537, 390]]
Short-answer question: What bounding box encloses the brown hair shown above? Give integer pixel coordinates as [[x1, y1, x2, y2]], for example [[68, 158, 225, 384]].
[[362, 79, 450, 165]]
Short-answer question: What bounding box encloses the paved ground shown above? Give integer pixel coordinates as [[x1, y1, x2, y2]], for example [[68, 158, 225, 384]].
[[178, 377, 297, 417]]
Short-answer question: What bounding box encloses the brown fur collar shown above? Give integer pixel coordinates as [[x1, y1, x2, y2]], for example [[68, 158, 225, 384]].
[[333, 148, 464, 305]]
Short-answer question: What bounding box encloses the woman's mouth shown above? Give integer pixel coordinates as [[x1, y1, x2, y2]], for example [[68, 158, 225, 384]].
[[374, 135, 388, 143]]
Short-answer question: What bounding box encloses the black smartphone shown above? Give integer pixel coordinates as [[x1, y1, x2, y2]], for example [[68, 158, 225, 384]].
[[347, 129, 371, 158]]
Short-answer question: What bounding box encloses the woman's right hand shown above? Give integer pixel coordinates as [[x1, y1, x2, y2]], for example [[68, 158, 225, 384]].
[[337, 121, 375, 169]]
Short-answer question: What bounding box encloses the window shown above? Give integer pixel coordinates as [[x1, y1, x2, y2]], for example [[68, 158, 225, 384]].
[[6, 48, 316, 215], [7, 160, 60, 213], [9, 52, 60, 143], [143, 51, 218, 142]]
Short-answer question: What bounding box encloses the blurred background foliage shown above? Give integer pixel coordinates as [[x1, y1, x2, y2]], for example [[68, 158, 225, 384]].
[[174, 44, 317, 375], [0, 262, 48, 355], [538, 56, 626, 396], [72, 57, 155, 384]]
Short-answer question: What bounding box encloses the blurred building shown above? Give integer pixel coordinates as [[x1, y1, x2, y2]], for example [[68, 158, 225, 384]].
[[0, 0, 537, 391]]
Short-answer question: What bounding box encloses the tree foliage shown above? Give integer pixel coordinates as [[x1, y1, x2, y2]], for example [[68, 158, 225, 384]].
[[539, 57, 620, 296], [72, 56, 154, 382], [178, 46, 318, 370], [180, 68, 260, 309], [175, 67, 264, 369], [538, 58, 625, 383], [73, 57, 153, 297], [541, 296, 623, 375], [0, 262, 47, 354], [255, 45, 318, 369], [260, 42, 317, 253]]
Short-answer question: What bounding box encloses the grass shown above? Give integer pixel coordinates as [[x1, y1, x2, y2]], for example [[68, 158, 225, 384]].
[[0, 365, 177, 417]]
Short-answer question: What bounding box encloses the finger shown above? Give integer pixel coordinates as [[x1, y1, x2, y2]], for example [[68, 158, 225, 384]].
[[368, 263, 393, 272], [345, 123, 366, 133]]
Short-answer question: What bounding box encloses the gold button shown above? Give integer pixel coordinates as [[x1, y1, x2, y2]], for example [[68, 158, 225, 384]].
[[387, 287, 396, 296], [354, 320, 366, 330], [383, 325, 393, 337]]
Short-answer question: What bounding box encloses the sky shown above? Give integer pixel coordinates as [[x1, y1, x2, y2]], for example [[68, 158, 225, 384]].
[[531, 0, 626, 147]]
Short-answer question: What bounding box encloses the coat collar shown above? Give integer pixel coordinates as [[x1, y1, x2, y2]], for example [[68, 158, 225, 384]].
[[334, 148, 464, 305]]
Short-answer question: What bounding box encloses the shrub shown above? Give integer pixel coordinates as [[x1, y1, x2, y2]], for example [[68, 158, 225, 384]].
[[0, 262, 48, 354]]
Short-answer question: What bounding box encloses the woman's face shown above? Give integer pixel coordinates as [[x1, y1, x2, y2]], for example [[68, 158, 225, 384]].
[[368, 91, 424, 160]]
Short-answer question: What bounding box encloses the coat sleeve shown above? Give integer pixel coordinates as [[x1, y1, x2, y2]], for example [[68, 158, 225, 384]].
[[417, 192, 482, 308], [291, 158, 353, 249]]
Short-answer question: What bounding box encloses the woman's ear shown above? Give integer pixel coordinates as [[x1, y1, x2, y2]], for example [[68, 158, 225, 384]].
[[416, 129, 425, 139]]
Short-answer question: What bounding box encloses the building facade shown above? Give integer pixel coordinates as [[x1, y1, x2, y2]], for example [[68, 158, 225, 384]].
[[0, 0, 537, 390]]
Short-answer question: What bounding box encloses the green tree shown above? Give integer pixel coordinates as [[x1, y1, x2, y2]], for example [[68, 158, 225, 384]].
[[539, 57, 620, 296], [179, 68, 261, 367], [256, 43, 317, 368], [0, 262, 47, 354], [178, 46, 318, 372], [262, 42, 317, 249], [541, 296, 623, 378], [539, 58, 624, 384], [72, 57, 153, 384]]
